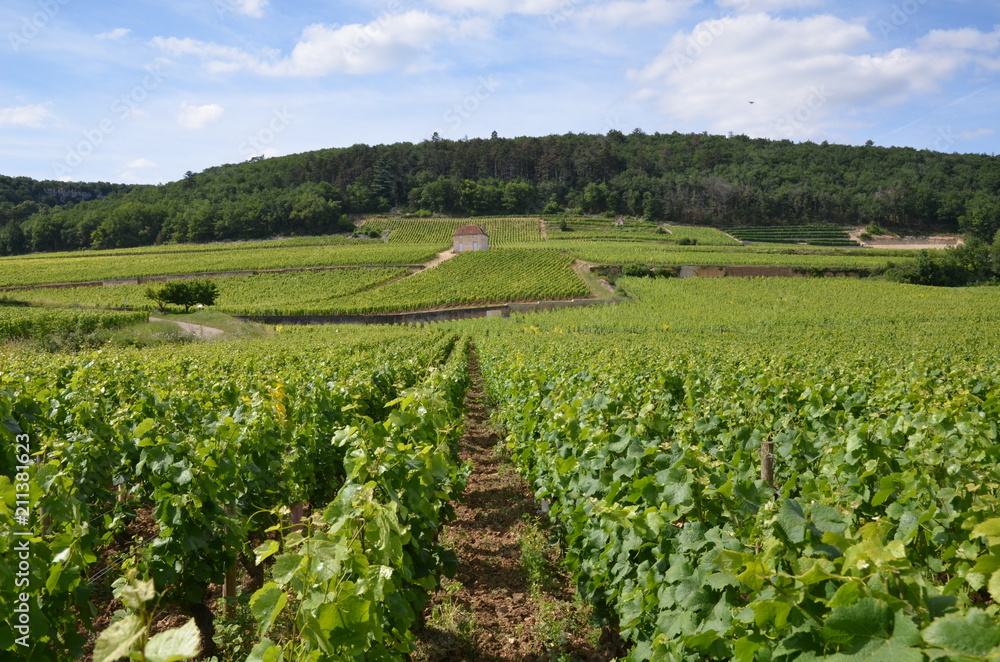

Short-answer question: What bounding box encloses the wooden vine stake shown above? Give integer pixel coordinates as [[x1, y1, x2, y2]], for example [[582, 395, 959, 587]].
[[289, 502, 306, 536], [223, 564, 238, 619], [223, 506, 238, 618], [761, 437, 775, 489]]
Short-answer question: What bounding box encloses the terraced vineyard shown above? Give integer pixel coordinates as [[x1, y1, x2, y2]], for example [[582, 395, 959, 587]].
[[0, 305, 145, 340], [547, 218, 739, 246], [300, 248, 589, 314], [550, 240, 907, 270], [0, 242, 437, 288], [364, 216, 543, 246], [3, 218, 999, 662], [12, 268, 408, 315], [728, 225, 860, 246]]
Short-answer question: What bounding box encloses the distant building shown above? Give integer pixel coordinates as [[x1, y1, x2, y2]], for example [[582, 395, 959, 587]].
[[453, 224, 489, 253]]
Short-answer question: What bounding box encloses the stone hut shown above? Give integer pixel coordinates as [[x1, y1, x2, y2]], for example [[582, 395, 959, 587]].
[[452, 224, 489, 253]]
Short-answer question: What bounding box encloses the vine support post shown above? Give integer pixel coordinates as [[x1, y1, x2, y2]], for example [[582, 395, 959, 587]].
[[290, 502, 306, 536], [761, 437, 775, 489], [224, 564, 238, 619]]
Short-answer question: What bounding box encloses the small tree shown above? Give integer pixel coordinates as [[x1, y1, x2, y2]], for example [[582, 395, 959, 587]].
[[146, 279, 219, 312]]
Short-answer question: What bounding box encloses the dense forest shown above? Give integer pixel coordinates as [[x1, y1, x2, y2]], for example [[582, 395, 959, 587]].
[[2, 131, 999, 255]]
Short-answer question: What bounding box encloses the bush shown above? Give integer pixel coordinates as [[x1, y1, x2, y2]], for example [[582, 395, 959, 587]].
[[678, 237, 698, 246], [622, 263, 650, 278], [414, 209, 434, 218], [542, 201, 563, 215], [351, 227, 382, 239], [146, 279, 219, 312], [651, 267, 677, 278]]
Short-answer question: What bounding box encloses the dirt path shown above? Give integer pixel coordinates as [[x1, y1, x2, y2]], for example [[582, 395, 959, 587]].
[[539, 218, 548, 240], [573, 260, 615, 299], [414, 349, 623, 661], [425, 249, 459, 269], [148, 317, 225, 338]]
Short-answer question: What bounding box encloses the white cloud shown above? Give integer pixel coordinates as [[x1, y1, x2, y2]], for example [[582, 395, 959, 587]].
[[220, 0, 269, 18], [152, 37, 262, 73], [0, 104, 55, 129], [177, 103, 225, 129], [155, 11, 476, 77], [97, 28, 131, 40], [425, 0, 565, 16], [919, 27, 1000, 52], [631, 13, 971, 141], [575, 0, 698, 27], [716, 0, 824, 11], [125, 158, 157, 169], [960, 128, 996, 140]]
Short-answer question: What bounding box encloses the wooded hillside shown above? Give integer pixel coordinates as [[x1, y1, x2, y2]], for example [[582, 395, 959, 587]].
[[3, 131, 998, 255]]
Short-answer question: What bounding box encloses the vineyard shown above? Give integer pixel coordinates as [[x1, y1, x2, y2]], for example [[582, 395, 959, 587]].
[[1, 219, 998, 661], [728, 225, 860, 247], [0, 243, 437, 288], [460, 277, 1000, 660], [547, 219, 739, 246], [310, 249, 589, 315], [0, 326, 470, 660], [12, 268, 408, 315], [12, 250, 589, 316], [363, 216, 544, 246], [0, 306, 145, 341], [552, 240, 911, 271]]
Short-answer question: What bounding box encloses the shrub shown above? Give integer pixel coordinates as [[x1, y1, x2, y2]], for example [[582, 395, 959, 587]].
[[622, 263, 650, 278], [678, 237, 698, 246]]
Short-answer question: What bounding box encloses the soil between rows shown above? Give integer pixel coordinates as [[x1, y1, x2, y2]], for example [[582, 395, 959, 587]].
[[413, 347, 624, 661]]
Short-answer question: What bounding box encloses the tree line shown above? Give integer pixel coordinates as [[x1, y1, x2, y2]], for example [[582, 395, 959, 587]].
[[1, 131, 998, 255]]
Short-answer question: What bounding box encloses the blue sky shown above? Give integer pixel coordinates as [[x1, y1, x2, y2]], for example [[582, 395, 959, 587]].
[[1, 0, 998, 184]]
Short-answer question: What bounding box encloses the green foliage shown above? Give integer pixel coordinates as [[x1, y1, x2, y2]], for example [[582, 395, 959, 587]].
[[145, 279, 219, 312], [0, 304, 143, 341], [622, 263, 650, 278], [245, 341, 471, 659], [93, 572, 201, 662], [880, 241, 996, 287], [0, 239, 437, 288], [18, 268, 408, 316], [0, 325, 460, 661], [7, 132, 997, 255], [959, 193, 1000, 242], [464, 276, 1000, 660]]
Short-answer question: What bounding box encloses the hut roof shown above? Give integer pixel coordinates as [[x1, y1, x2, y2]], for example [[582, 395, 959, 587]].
[[453, 224, 487, 237]]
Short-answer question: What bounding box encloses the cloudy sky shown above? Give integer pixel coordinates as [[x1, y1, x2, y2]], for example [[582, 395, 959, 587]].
[[1, 0, 998, 184]]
